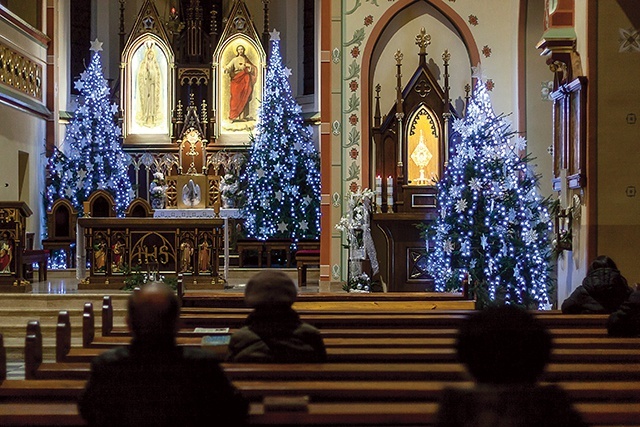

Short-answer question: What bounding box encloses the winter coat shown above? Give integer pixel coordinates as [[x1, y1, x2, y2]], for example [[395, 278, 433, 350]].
[[434, 384, 587, 427], [226, 306, 327, 363], [79, 339, 248, 427], [607, 290, 640, 337], [561, 268, 631, 314]]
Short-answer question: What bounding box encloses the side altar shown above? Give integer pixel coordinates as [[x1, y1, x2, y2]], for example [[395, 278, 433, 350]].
[[77, 216, 224, 290]]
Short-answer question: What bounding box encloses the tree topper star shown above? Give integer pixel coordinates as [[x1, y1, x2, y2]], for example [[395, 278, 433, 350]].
[[471, 62, 487, 81], [269, 29, 281, 41], [90, 38, 103, 52]]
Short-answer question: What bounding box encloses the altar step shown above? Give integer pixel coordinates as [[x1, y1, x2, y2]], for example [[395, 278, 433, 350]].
[[0, 294, 129, 361]]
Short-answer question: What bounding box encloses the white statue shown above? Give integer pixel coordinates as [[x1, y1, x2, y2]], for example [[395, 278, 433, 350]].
[[182, 179, 201, 207]]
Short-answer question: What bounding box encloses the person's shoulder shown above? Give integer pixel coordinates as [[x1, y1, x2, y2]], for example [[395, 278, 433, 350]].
[[92, 346, 130, 365], [180, 346, 223, 362]]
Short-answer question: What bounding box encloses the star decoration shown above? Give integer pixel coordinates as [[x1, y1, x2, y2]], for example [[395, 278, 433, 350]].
[[454, 198, 468, 213], [443, 239, 454, 255], [299, 220, 308, 231], [480, 234, 488, 250], [111, 103, 119, 114], [303, 195, 312, 205], [514, 135, 527, 151], [460, 240, 470, 255], [256, 168, 264, 178], [284, 67, 293, 78], [269, 29, 281, 41], [90, 38, 103, 52], [78, 169, 88, 181], [469, 177, 482, 192], [471, 62, 487, 80], [277, 221, 288, 233], [74, 80, 84, 91], [275, 190, 283, 201], [523, 229, 538, 245]]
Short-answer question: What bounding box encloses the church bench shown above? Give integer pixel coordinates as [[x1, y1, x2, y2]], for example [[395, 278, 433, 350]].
[[3, 378, 640, 405], [222, 362, 640, 383], [296, 249, 319, 286], [181, 291, 470, 308], [22, 358, 640, 383], [1, 401, 639, 426], [21, 249, 49, 282]]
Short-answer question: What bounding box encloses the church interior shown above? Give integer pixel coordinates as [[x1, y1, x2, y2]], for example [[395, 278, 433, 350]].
[[0, 0, 639, 424], [1, 0, 639, 301]]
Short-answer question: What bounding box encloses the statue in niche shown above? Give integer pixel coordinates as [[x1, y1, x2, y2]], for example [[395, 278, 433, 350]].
[[182, 179, 202, 208], [136, 43, 162, 128], [223, 44, 257, 122], [198, 239, 211, 273], [180, 241, 194, 273], [93, 239, 107, 272]]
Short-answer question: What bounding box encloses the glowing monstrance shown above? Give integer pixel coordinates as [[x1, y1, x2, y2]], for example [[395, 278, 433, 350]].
[[410, 130, 433, 185]]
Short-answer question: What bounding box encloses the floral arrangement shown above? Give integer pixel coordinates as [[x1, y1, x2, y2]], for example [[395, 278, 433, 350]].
[[220, 173, 241, 208], [122, 264, 177, 291], [149, 172, 167, 207], [343, 272, 371, 293], [336, 188, 379, 293], [335, 188, 375, 250]]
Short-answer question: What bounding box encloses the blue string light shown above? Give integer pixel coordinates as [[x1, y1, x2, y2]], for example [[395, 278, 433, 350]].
[[426, 79, 552, 309], [241, 31, 321, 242], [45, 47, 133, 219]]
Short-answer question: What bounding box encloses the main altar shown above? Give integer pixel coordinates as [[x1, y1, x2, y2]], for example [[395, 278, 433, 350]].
[[77, 215, 225, 290]]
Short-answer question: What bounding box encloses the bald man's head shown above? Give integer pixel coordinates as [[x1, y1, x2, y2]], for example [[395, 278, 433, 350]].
[[126, 282, 180, 341]]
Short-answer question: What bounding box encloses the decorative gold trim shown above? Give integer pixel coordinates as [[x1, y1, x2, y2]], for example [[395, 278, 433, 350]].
[[0, 41, 42, 100]]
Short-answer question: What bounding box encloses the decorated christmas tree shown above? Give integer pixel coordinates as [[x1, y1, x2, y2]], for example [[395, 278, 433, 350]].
[[46, 39, 133, 217], [241, 30, 321, 242], [426, 70, 553, 309]]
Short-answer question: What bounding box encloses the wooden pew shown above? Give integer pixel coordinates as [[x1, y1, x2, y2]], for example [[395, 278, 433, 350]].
[[1, 401, 640, 426], [59, 309, 640, 364]]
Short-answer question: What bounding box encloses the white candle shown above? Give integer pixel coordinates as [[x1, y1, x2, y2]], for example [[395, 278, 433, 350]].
[[387, 176, 394, 212], [375, 175, 382, 210]]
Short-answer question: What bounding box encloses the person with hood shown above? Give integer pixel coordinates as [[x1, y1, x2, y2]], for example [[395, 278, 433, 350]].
[[561, 255, 631, 314], [607, 284, 640, 336], [226, 270, 327, 363]]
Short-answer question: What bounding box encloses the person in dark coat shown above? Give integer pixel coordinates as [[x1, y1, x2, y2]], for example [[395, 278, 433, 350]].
[[435, 305, 587, 427], [78, 282, 248, 427], [226, 270, 327, 363], [607, 285, 640, 336], [561, 255, 631, 314]]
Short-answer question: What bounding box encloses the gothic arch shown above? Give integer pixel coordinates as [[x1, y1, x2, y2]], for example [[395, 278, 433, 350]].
[[361, 0, 481, 187]]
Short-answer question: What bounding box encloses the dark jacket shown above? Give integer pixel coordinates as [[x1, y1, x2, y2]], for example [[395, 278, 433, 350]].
[[607, 290, 640, 336], [226, 306, 327, 363], [435, 384, 587, 427], [561, 267, 631, 314], [78, 339, 248, 427]]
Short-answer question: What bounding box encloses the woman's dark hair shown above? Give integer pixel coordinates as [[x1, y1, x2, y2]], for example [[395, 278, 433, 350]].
[[589, 255, 618, 273]]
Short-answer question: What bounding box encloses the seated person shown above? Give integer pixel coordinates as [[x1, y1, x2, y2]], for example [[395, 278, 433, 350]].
[[226, 270, 327, 363], [435, 305, 587, 427], [78, 282, 248, 426], [607, 285, 640, 336], [561, 255, 631, 314]]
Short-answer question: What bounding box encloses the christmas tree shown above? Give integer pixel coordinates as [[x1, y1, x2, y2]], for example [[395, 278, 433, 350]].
[[241, 30, 321, 242], [426, 71, 553, 309], [46, 39, 133, 217]]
